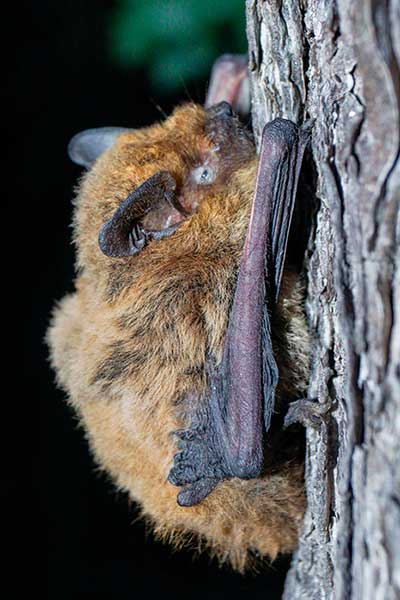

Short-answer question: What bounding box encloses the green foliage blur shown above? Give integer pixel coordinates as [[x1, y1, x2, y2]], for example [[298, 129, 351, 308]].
[[110, 0, 247, 92]]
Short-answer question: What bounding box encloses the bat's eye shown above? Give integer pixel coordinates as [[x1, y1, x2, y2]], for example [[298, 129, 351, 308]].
[[192, 165, 216, 185]]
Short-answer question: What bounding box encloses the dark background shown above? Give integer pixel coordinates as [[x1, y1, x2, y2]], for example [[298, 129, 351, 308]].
[[17, 1, 290, 597]]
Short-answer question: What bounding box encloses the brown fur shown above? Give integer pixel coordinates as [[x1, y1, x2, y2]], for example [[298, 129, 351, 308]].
[[47, 103, 310, 572]]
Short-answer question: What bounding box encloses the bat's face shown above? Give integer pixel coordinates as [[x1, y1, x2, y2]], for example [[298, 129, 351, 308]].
[[74, 102, 257, 296]]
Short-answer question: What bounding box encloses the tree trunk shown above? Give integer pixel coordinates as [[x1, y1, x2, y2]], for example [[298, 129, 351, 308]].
[[246, 1, 400, 598]]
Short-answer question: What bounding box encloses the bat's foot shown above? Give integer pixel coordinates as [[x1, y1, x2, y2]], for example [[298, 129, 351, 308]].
[[168, 424, 226, 506], [168, 427, 211, 485], [283, 398, 330, 430]]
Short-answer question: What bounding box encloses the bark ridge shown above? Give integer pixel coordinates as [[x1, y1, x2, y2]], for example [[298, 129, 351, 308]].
[[246, 1, 400, 598]]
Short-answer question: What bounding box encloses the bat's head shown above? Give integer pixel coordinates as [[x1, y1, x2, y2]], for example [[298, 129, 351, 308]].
[[69, 102, 257, 299]]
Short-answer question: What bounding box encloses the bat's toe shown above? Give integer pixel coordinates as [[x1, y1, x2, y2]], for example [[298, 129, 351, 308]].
[[177, 478, 219, 507], [168, 451, 200, 486]]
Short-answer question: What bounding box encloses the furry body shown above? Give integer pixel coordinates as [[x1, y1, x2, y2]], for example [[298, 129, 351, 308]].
[[48, 103, 310, 571]]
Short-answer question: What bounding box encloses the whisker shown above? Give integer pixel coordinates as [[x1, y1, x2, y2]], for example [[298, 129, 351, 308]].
[[149, 97, 168, 119]]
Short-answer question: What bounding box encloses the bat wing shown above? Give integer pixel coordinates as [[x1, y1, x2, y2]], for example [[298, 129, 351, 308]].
[[260, 119, 312, 431], [168, 119, 311, 506]]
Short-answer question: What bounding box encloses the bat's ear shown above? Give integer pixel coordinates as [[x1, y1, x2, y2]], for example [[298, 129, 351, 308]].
[[99, 170, 183, 258], [67, 127, 130, 168]]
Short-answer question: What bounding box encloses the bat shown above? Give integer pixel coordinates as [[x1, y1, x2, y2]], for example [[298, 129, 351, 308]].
[[48, 55, 312, 571]]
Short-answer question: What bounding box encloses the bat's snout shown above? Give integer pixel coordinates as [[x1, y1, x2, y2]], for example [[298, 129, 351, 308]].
[[206, 101, 234, 119], [204, 102, 255, 163]]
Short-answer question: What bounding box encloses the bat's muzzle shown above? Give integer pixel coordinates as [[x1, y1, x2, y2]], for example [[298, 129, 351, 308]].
[[206, 101, 234, 118]]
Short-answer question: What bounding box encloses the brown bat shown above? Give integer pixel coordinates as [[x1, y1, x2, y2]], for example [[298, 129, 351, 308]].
[[48, 56, 312, 571]]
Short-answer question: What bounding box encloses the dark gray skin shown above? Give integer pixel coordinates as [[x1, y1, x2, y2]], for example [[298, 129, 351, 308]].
[[68, 55, 314, 508]]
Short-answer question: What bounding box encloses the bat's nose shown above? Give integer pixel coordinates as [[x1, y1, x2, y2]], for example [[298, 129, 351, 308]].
[[207, 101, 234, 118], [215, 101, 233, 116]]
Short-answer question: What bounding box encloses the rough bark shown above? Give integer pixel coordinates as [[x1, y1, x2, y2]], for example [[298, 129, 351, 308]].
[[246, 1, 400, 599]]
